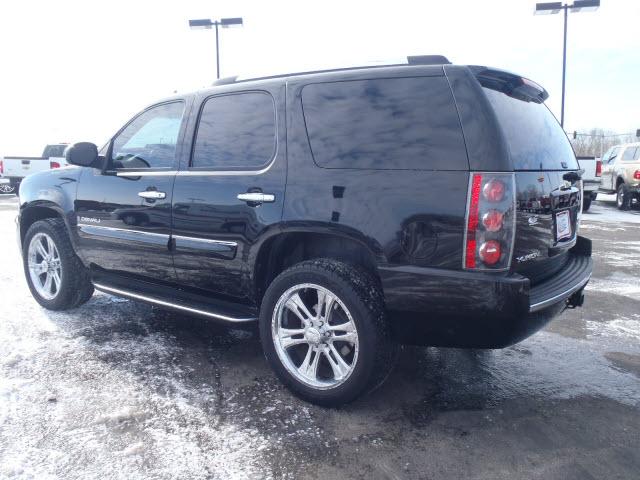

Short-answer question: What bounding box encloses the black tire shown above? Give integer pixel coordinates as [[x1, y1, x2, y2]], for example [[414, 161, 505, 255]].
[[617, 183, 630, 210], [259, 259, 398, 406], [23, 218, 94, 310], [582, 196, 592, 211]]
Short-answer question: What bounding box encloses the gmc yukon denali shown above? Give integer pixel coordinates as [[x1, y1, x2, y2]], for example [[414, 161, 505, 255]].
[[17, 59, 593, 405]]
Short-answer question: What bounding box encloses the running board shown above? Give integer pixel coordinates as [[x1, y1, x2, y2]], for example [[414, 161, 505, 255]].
[[93, 282, 258, 323]]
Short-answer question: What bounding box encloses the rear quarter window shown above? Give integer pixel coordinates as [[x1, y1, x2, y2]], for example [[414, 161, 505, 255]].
[[483, 87, 578, 171], [301, 77, 468, 170]]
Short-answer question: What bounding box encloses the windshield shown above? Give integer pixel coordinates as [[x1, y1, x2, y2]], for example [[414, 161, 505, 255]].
[[483, 87, 578, 171]]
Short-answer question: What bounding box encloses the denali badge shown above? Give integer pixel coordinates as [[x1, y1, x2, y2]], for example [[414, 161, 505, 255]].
[[79, 216, 101, 224], [516, 250, 540, 263], [528, 216, 539, 226]]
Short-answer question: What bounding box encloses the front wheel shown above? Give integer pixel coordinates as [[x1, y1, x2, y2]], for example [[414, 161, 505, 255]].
[[260, 259, 398, 406], [617, 184, 630, 210], [23, 218, 94, 310]]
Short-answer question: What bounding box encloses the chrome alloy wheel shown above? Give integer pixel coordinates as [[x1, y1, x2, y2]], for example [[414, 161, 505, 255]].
[[27, 233, 62, 300], [272, 283, 359, 389]]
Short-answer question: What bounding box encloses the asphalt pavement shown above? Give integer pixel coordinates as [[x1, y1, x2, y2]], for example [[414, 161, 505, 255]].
[[1, 193, 639, 480]]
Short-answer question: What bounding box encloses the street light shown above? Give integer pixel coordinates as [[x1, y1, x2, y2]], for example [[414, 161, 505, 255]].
[[534, 0, 600, 127], [188, 17, 243, 80]]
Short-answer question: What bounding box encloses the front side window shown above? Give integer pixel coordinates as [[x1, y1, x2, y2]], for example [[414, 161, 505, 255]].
[[192, 92, 276, 169], [111, 101, 184, 169]]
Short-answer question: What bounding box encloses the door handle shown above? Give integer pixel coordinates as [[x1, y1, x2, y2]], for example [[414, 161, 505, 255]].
[[138, 191, 166, 200], [237, 192, 275, 204]]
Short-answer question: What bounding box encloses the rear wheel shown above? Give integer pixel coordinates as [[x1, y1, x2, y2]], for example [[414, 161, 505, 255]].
[[260, 259, 397, 406], [582, 196, 592, 211], [617, 183, 630, 210], [23, 219, 94, 310]]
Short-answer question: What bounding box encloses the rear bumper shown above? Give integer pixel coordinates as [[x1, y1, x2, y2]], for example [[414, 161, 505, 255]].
[[380, 236, 592, 348], [583, 179, 600, 192]]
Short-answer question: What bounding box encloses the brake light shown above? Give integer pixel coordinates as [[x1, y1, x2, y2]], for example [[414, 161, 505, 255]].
[[595, 160, 602, 177], [479, 240, 501, 265], [482, 210, 504, 232], [483, 179, 505, 202], [0, 159, 3, 175], [634, 170, 640, 180], [463, 173, 515, 271], [50, 161, 61, 169]]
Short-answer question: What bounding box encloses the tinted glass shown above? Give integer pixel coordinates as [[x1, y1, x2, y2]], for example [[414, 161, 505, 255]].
[[192, 92, 276, 169], [42, 144, 67, 158], [622, 146, 637, 161], [301, 77, 468, 170], [112, 102, 184, 169], [483, 88, 579, 171]]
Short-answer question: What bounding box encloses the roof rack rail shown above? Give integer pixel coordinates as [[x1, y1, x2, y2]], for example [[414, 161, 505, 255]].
[[214, 56, 451, 86]]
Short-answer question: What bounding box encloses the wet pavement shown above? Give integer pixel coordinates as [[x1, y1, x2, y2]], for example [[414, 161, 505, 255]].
[[1, 193, 639, 479]]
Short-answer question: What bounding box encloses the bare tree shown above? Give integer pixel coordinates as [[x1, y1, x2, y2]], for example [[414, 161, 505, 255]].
[[570, 128, 637, 158]]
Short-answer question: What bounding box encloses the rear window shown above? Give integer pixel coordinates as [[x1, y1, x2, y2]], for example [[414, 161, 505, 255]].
[[301, 77, 468, 170], [42, 144, 67, 158], [483, 87, 578, 171], [622, 146, 638, 162]]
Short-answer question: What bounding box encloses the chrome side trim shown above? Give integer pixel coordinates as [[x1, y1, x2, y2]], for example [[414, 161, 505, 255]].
[[77, 223, 170, 240], [172, 235, 237, 247], [116, 163, 273, 177], [93, 282, 257, 323], [529, 273, 591, 313]]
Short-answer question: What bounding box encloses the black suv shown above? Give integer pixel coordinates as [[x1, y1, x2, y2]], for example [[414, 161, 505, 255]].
[[18, 59, 592, 405]]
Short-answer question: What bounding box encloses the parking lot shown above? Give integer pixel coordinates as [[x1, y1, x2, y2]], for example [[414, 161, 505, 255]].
[[1, 193, 639, 480]]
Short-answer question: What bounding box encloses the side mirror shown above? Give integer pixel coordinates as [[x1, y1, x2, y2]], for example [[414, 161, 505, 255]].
[[65, 142, 101, 168]]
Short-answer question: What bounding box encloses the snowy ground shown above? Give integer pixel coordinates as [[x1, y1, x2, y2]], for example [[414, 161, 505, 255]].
[[1, 194, 640, 479]]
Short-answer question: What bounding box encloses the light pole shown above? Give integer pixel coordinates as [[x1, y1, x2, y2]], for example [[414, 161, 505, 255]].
[[534, 0, 600, 127], [189, 17, 243, 79]]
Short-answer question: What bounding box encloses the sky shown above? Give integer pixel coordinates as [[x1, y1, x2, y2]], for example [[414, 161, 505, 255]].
[[0, 0, 638, 156]]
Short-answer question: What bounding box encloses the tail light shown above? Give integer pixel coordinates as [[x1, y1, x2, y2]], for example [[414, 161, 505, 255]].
[[634, 170, 640, 180], [595, 160, 602, 177], [463, 173, 516, 271], [0, 159, 3, 175], [50, 161, 61, 169]]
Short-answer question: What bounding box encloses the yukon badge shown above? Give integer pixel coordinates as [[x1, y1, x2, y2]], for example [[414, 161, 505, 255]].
[[516, 250, 541, 263], [528, 215, 539, 226]]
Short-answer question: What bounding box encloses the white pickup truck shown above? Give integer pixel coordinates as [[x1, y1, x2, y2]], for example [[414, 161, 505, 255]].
[[576, 156, 602, 211], [0, 144, 68, 194]]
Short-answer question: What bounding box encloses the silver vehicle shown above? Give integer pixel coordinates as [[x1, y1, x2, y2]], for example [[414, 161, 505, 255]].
[[576, 156, 601, 211], [599, 142, 640, 210]]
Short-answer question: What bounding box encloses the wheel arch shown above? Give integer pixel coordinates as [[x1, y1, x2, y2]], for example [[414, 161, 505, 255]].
[[251, 225, 385, 305], [19, 202, 66, 247]]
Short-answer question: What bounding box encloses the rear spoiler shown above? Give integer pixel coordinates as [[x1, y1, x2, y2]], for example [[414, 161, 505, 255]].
[[469, 66, 549, 103]]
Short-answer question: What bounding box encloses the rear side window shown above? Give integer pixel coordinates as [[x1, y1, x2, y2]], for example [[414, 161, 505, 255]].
[[483, 88, 578, 171], [622, 146, 638, 162], [301, 77, 468, 170], [192, 92, 276, 169]]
